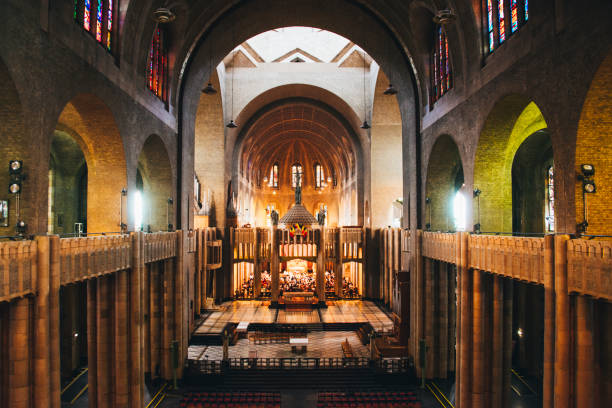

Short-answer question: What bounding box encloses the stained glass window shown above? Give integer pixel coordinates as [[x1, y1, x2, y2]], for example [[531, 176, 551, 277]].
[[511, 0, 519, 32], [498, 0, 506, 43], [74, 0, 114, 51], [147, 27, 169, 103], [430, 26, 452, 106], [269, 163, 279, 188], [484, 0, 529, 55], [314, 163, 326, 189], [545, 166, 554, 232], [291, 164, 303, 188]]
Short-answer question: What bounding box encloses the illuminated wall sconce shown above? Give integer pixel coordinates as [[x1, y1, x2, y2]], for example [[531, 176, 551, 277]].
[[473, 188, 481, 233], [425, 197, 431, 231], [167, 197, 174, 231], [8, 160, 26, 235], [578, 164, 596, 233], [120, 188, 128, 233]]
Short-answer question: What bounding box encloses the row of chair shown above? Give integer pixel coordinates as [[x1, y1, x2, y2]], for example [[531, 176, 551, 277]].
[[317, 391, 421, 408], [180, 392, 281, 408]]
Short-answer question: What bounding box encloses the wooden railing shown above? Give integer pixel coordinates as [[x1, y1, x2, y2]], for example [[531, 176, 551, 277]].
[[278, 228, 319, 258], [325, 228, 339, 260], [469, 235, 545, 285], [143, 232, 177, 264], [256, 228, 271, 260], [422, 232, 456, 264], [60, 235, 132, 285], [207, 240, 222, 270], [340, 227, 364, 262], [0, 240, 37, 302], [232, 228, 256, 261], [567, 239, 612, 300]]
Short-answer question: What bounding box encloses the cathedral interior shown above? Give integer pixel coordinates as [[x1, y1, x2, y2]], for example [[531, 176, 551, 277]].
[[0, 1, 611, 407]]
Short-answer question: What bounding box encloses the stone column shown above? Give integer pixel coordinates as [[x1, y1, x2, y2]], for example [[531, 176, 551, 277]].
[[114, 270, 129, 406], [316, 226, 326, 304], [150, 262, 161, 379], [87, 279, 97, 408], [34, 235, 50, 408], [576, 295, 594, 408], [502, 279, 513, 408], [254, 229, 261, 298], [9, 298, 31, 408], [438, 261, 448, 378], [49, 235, 61, 408], [175, 230, 185, 379], [424, 258, 434, 379], [542, 234, 554, 408], [130, 232, 143, 407], [554, 235, 570, 408], [336, 229, 343, 297], [472, 269, 485, 408], [96, 276, 111, 408], [270, 226, 280, 304], [491, 275, 504, 408], [458, 232, 471, 408]]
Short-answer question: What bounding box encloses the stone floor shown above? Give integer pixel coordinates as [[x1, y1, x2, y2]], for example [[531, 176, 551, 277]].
[[189, 330, 370, 360], [193, 300, 394, 335]]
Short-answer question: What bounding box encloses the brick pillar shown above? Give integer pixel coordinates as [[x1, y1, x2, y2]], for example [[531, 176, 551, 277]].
[[87, 279, 97, 408], [575, 295, 594, 408], [33, 235, 50, 408], [114, 270, 129, 406], [457, 231, 471, 408], [472, 269, 485, 408], [502, 279, 513, 408], [491, 275, 504, 408], [542, 234, 554, 408], [49, 235, 61, 408], [554, 235, 570, 408], [130, 232, 143, 407], [270, 226, 279, 304], [9, 298, 30, 408]]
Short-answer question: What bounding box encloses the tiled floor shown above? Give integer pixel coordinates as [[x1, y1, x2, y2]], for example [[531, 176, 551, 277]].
[[194, 300, 393, 335], [191, 331, 370, 360]]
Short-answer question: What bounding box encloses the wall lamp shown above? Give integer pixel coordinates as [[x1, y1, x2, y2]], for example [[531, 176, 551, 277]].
[[578, 164, 596, 233], [425, 197, 431, 231], [473, 188, 481, 234], [8, 160, 26, 235]]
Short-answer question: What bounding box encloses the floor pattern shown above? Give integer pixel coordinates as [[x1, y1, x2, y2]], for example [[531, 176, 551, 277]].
[[190, 331, 370, 360]]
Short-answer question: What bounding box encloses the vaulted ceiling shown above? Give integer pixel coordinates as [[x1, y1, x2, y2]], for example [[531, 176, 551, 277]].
[[239, 102, 357, 187]]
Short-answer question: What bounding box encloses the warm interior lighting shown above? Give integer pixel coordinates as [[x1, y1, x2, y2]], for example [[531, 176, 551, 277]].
[[134, 190, 144, 231], [453, 189, 466, 231], [517, 328, 524, 338]]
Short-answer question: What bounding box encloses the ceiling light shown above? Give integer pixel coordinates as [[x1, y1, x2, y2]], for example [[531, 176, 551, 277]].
[[202, 83, 217, 94], [153, 7, 176, 23], [361, 120, 370, 129], [433, 9, 456, 25], [226, 120, 238, 128], [384, 84, 398, 95]]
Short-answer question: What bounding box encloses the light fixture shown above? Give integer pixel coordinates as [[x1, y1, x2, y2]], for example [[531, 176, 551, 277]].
[[327, 176, 332, 183], [583, 179, 596, 194], [433, 9, 456, 25], [153, 7, 176, 23], [384, 84, 398, 95], [473, 188, 481, 233], [263, 175, 269, 183], [580, 164, 595, 177], [361, 121, 371, 129], [226, 26, 238, 129], [425, 197, 431, 231], [9, 160, 22, 174], [8, 181, 21, 194], [226, 120, 237, 128], [202, 83, 217, 94], [517, 328, 524, 338]]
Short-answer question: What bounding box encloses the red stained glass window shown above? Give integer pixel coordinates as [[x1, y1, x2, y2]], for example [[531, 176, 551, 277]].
[[430, 26, 452, 107], [147, 28, 169, 103], [75, 0, 114, 51]]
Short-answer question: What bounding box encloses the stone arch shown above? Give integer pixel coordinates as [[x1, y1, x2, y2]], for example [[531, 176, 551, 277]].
[[55, 94, 127, 233], [371, 68, 402, 228], [425, 134, 464, 231], [0, 57, 28, 235], [136, 135, 174, 232], [575, 50, 612, 235], [473, 95, 548, 232]]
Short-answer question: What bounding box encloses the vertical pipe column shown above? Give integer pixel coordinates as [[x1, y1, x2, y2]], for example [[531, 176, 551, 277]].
[[270, 226, 279, 304], [424, 258, 434, 379], [438, 262, 448, 378], [150, 262, 161, 379], [458, 232, 471, 408], [130, 232, 143, 407], [502, 279, 513, 408], [175, 230, 185, 378], [254, 230, 261, 298], [49, 235, 61, 408], [575, 295, 594, 408], [34, 236, 50, 408], [114, 270, 129, 406], [472, 269, 485, 408], [554, 235, 570, 408], [542, 234, 555, 408], [8, 298, 30, 408], [87, 280, 98, 408], [317, 227, 326, 303], [491, 275, 504, 408], [97, 276, 111, 408], [336, 229, 344, 297]]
